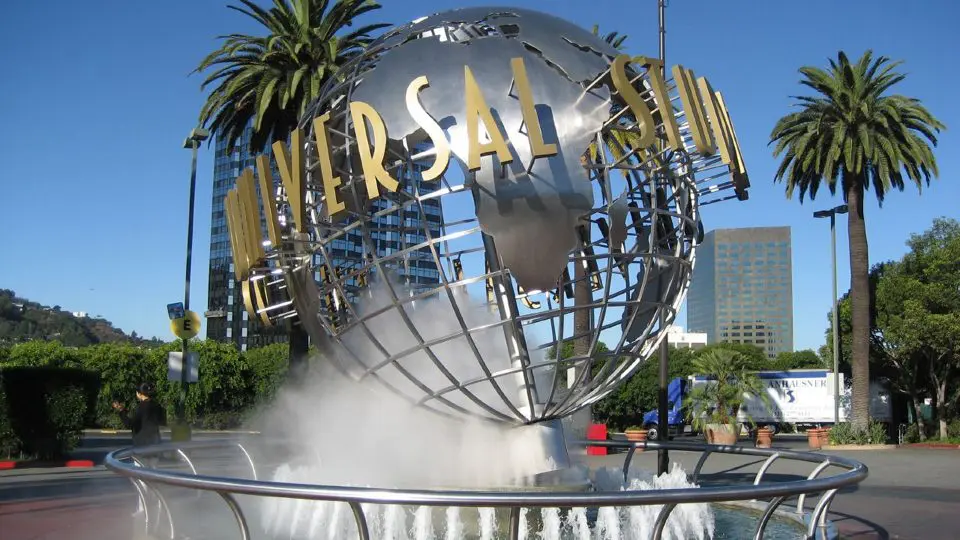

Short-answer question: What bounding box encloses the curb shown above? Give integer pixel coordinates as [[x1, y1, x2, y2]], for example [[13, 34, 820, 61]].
[[0, 459, 96, 470], [821, 444, 899, 451], [905, 442, 960, 449], [83, 429, 261, 435]]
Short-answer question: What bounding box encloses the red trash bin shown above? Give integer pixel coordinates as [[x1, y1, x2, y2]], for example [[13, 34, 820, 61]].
[[586, 423, 608, 455]]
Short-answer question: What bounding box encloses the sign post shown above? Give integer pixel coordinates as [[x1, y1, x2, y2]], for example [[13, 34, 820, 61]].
[[170, 308, 200, 442]]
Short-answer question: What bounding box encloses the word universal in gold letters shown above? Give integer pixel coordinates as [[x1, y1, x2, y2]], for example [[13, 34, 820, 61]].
[[224, 53, 747, 321]]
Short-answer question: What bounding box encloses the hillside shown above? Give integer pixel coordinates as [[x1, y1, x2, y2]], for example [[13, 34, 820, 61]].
[[0, 289, 160, 347]]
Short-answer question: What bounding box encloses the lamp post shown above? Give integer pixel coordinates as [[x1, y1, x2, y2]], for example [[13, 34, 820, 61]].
[[178, 127, 209, 438], [814, 204, 848, 425], [656, 0, 670, 477]]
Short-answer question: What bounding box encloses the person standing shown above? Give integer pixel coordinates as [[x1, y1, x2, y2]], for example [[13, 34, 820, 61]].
[[112, 382, 166, 447], [113, 382, 166, 518]]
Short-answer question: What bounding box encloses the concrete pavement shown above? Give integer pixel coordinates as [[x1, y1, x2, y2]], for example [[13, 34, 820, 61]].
[[584, 441, 960, 540], [1, 435, 958, 539]]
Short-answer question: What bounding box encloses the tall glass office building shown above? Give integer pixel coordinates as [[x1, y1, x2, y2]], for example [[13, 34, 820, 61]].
[[686, 227, 793, 359], [206, 126, 441, 350]]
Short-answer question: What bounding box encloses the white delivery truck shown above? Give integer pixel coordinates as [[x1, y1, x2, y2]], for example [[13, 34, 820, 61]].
[[688, 369, 892, 434]]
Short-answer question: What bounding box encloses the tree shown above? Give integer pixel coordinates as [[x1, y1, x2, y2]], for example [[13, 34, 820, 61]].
[[895, 219, 960, 439], [875, 260, 932, 439], [770, 51, 945, 428], [685, 349, 766, 430], [696, 342, 768, 371], [195, 0, 389, 154], [772, 350, 824, 371], [194, 0, 390, 375], [566, 26, 632, 396]]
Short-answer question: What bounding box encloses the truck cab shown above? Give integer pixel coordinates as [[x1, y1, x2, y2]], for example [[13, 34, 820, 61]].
[[641, 377, 689, 440]]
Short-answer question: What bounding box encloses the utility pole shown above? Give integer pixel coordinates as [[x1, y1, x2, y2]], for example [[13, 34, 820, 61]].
[[178, 127, 209, 440], [656, 0, 670, 477], [814, 204, 848, 425]]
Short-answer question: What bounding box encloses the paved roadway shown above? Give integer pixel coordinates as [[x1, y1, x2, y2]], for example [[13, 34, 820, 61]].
[[1, 433, 958, 539]]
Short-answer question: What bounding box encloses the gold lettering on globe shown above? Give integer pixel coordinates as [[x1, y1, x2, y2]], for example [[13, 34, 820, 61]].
[[223, 54, 747, 321]]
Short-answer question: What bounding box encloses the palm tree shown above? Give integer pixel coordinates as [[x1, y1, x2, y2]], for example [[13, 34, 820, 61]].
[[194, 0, 389, 375], [770, 51, 944, 429], [685, 349, 767, 433], [568, 27, 631, 386], [195, 0, 389, 155]]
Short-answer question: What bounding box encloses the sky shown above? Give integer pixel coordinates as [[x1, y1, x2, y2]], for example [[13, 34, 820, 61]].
[[1, 0, 957, 352]]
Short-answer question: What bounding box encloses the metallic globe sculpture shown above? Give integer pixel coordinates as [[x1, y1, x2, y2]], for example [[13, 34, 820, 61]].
[[229, 7, 748, 437]]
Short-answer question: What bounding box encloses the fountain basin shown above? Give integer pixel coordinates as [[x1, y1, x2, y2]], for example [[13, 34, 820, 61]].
[[105, 439, 862, 540]]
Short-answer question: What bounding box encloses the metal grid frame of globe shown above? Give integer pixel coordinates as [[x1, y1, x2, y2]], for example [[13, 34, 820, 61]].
[[262, 8, 745, 426]]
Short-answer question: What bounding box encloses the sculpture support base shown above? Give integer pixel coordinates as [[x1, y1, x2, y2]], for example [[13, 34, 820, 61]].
[[518, 419, 571, 476]]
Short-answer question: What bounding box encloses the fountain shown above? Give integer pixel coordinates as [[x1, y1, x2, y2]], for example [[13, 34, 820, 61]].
[[106, 7, 866, 540]]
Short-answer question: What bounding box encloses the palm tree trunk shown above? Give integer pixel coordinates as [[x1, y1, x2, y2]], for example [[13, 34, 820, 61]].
[[573, 259, 592, 379], [846, 182, 871, 430]]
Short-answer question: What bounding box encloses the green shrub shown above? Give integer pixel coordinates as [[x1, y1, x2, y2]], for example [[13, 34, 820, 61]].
[[45, 386, 86, 456], [196, 411, 246, 431], [829, 421, 888, 445], [948, 420, 960, 440], [868, 421, 888, 444], [0, 384, 19, 458], [0, 367, 99, 459], [828, 422, 853, 445]]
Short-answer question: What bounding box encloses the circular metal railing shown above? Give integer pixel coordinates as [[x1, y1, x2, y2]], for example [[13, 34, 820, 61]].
[[105, 439, 867, 540]]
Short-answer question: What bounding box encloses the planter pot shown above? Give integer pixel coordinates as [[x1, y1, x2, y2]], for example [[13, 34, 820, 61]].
[[624, 429, 648, 452], [705, 423, 738, 445], [820, 427, 832, 447], [755, 427, 773, 448], [807, 428, 824, 449]]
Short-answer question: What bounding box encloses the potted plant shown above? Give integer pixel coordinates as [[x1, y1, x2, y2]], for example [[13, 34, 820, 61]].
[[624, 426, 648, 451], [755, 426, 774, 448], [807, 427, 824, 449], [685, 349, 769, 446]]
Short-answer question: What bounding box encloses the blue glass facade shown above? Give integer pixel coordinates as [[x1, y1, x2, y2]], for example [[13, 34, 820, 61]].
[[686, 227, 794, 359], [206, 126, 441, 350]]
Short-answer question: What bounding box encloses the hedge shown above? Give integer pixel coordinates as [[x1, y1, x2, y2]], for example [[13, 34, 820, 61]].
[[0, 340, 291, 438], [0, 366, 100, 459]]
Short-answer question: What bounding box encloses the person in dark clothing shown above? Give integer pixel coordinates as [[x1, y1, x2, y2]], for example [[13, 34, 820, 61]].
[[112, 382, 166, 447]]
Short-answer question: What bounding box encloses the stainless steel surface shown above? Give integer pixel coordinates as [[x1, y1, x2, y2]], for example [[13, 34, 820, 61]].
[[246, 8, 747, 434], [105, 439, 866, 540], [219, 491, 251, 540], [795, 460, 833, 514], [754, 496, 787, 540], [652, 502, 677, 539], [753, 452, 782, 486]]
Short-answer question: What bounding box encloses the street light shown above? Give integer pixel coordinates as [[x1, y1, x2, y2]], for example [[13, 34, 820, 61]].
[[814, 203, 848, 425], [177, 127, 209, 439]]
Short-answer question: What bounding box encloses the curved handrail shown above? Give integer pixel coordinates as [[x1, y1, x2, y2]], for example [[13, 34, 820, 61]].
[[105, 439, 867, 509]]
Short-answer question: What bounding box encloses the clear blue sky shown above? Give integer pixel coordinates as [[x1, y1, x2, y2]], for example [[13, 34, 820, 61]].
[[1, 0, 957, 351]]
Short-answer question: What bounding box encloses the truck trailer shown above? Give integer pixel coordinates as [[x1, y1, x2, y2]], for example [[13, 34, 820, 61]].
[[641, 369, 892, 438]]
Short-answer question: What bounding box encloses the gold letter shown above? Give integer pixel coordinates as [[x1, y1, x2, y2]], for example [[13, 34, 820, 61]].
[[610, 55, 656, 149], [272, 129, 306, 232], [311, 113, 346, 218], [715, 92, 747, 177], [464, 65, 513, 171], [405, 76, 451, 181], [509, 57, 558, 159], [633, 56, 682, 152], [236, 169, 265, 266], [698, 77, 739, 170], [241, 278, 272, 326], [255, 155, 282, 247], [350, 101, 400, 198], [224, 191, 247, 280], [672, 65, 716, 155]]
